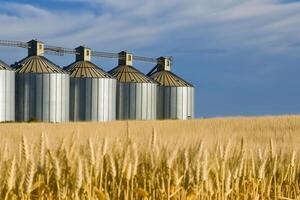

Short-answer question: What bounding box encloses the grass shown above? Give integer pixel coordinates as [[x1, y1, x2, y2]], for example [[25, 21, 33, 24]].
[[0, 115, 299, 199]]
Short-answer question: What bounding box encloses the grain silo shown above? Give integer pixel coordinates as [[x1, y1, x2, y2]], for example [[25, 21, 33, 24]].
[[148, 57, 194, 120], [65, 46, 117, 121], [109, 51, 157, 120], [0, 60, 15, 122], [14, 40, 69, 122]]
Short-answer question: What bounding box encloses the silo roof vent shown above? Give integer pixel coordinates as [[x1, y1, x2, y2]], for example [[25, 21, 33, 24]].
[[157, 57, 171, 71], [75, 46, 91, 62], [118, 51, 133, 66], [28, 40, 44, 56]]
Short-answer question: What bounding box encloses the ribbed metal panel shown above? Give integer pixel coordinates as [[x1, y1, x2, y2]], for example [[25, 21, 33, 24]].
[[67, 60, 117, 122], [116, 82, 157, 120], [109, 64, 157, 120], [15, 56, 69, 122], [15, 73, 69, 122], [69, 78, 116, 121], [149, 69, 194, 120], [0, 60, 15, 122], [156, 86, 194, 120]]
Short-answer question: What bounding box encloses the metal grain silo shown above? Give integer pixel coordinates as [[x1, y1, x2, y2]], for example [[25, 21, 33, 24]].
[[109, 51, 157, 120], [65, 46, 116, 121], [0, 60, 15, 122], [148, 57, 194, 120], [14, 40, 69, 122]]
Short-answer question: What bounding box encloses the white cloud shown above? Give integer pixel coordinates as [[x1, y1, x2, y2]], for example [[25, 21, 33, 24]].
[[0, 3, 94, 44], [0, 0, 300, 53]]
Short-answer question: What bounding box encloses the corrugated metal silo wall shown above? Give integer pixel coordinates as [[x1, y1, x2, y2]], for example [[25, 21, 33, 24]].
[[15, 73, 69, 122], [70, 78, 116, 121], [116, 82, 157, 120], [157, 86, 194, 120], [0, 70, 15, 121]]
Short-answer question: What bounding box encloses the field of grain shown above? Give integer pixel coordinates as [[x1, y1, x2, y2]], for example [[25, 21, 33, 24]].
[[0, 116, 300, 199]]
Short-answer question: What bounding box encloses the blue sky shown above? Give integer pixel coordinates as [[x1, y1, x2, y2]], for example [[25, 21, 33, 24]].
[[0, 0, 300, 118]]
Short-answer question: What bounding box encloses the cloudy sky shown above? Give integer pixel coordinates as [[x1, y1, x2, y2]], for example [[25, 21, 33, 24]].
[[0, 0, 300, 117]]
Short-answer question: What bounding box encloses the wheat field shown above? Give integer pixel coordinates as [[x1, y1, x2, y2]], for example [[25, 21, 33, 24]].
[[0, 116, 300, 200]]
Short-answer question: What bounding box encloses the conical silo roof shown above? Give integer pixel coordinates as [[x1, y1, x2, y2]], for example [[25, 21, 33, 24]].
[[109, 51, 155, 83], [0, 60, 12, 70], [65, 61, 114, 78], [109, 65, 155, 83], [149, 57, 193, 87], [13, 56, 65, 74], [150, 70, 193, 87]]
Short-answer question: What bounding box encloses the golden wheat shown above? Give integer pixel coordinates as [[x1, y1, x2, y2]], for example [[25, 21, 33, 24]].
[[0, 116, 299, 199]]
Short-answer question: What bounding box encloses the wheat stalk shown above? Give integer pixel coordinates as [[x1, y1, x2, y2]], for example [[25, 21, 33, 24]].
[[0, 117, 299, 200], [24, 160, 34, 195], [6, 156, 16, 192]]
